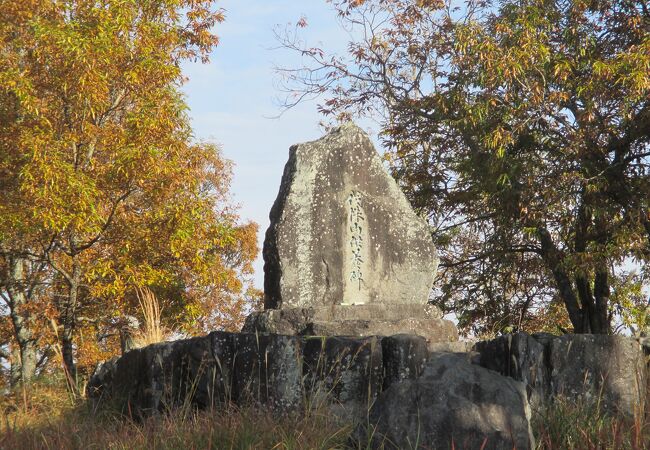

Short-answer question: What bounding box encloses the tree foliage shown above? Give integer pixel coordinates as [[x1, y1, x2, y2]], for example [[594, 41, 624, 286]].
[[0, 0, 258, 386], [279, 0, 649, 335]]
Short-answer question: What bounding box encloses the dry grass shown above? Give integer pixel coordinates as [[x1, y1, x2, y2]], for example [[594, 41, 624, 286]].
[[532, 395, 649, 450], [2, 375, 648, 450], [133, 287, 167, 349], [1, 379, 354, 450], [2, 407, 353, 450]]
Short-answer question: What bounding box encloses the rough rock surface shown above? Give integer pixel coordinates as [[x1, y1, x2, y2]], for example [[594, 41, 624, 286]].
[[472, 333, 648, 416], [302, 335, 383, 418], [428, 340, 475, 353], [641, 337, 650, 356], [88, 336, 223, 416], [263, 123, 438, 309], [89, 331, 430, 418], [89, 328, 647, 446], [473, 333, 549, 408], [230, 333, 303, 410], [365, 352, 534, 450], [381, 334, 429, 389], [549, 334, 647, 416], [242, 303, 458, 345]]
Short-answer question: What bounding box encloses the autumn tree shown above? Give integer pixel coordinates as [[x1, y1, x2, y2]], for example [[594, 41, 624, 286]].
[[0, 308, 13, 386], [279, 0, 649, 334], [0, 0, 258, 386]]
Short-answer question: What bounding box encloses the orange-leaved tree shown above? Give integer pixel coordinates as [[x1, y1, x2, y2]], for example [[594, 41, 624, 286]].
[[0, 0, 258, 387]]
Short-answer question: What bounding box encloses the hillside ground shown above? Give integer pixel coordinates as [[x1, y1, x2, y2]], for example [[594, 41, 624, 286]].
[[0, 377, 648, 450]]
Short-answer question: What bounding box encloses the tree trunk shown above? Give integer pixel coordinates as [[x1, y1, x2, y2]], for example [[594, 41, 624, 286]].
[[5, 255, 38, 385], [537, 227, 585, 332], [60, 261, 81, 389], [537, 227, 612, 334], [9, 344, 21, 387], [61, 330, 76, 387], [593, 268, 611, 333], [18, 340, 37, 386], [592, 213, 612, 334], [573, 200, 596, 333], [575, 274, 597, 333]]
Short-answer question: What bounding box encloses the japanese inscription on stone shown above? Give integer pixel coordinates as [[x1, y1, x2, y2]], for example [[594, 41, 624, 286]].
[[348, 191, 365, 289]]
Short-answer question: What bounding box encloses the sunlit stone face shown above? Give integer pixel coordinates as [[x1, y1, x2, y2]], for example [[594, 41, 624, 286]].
[[264, 122, 439, 309]]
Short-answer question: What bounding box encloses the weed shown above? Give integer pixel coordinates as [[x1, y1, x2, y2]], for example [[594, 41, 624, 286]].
[[133, 287, 168, 349], [532, 395, 649, 450], [0, 378, 353, 450]]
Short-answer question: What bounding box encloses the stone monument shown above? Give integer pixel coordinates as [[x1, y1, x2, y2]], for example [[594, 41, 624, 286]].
[[243, 123, 457, 344]]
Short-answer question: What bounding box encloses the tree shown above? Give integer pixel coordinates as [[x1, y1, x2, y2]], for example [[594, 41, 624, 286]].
[[0, 311, 14, 387], [279, 0, 650, 334], [0, 0, 258, 386], [0, 255, 50, 385]]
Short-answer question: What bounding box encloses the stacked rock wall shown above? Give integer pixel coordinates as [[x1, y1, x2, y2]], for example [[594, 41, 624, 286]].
[[87, 123, 650, 449], [473, 333, 648, 417], [89, 331, 648, 449], [90, 331, 393, 418]]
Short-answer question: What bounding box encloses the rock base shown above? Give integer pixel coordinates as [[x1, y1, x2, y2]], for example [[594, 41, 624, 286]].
[[472, 333, 649, 417], [87, 331, 648, 450], [364, 352, 534, 450], [88, 332, 420, 420], [242, 304, 458, 347]]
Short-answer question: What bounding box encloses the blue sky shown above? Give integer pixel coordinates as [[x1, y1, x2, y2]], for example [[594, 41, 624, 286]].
[[181, 1, 372, 287]]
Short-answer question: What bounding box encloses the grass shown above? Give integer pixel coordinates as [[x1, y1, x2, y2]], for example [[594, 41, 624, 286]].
[[532, 395, 649, 450], [133, 287, 168, 349], [1, 379, 354, 450], [1, 375, 648, 449], [2, 407, 352, 450]]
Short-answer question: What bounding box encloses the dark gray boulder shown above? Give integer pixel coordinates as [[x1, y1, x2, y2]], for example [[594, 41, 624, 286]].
[[263, 123, 438, 309], [124, 337, 218, 415], [302, 335, 383, 417], [381, 334, 429, 389], [89, 333, 301, 415], [86, 356, 119, 402], [473, 332, 549, 408], [87, 345, 161, 417], [472, 333, 648, 417], [549, 334, 647, 417], [87, 338, 216, 418], [365, 352, 534, 450], [209, 331, 237, 404], [89, 331, 388, 419], [231, 333, 303, 410]]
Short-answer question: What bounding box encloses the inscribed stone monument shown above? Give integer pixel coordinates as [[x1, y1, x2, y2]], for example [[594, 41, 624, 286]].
[[264, 122, 438, 308], [244, 123, 457, 344]]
